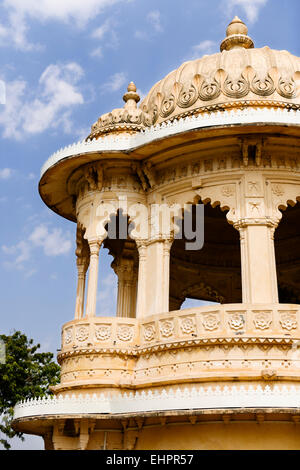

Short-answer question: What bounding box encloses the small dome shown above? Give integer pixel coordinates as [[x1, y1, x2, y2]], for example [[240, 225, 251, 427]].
[[87, 82, 144, 140], [139, 17, 300, 127]]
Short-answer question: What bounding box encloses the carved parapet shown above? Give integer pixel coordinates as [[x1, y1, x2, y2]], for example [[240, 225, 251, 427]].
[[57, 304, 300, 392]]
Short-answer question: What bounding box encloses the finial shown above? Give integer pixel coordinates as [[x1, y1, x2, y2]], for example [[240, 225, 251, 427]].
[[220, 16, 254, 52], [123, 81, 140, 108]]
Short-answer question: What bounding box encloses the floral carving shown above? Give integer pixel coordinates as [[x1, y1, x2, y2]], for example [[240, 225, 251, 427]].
[[222, 185, 235, 197], [277, 77, 296, 99], [117, 326, 134, 342], [76, 326, 89, 342], [95, 325, 111, 341], [199, 77, 221, 101], [280, 313, 298, 331], [177, 84, 198, 108], [223, 74, 249, 98], [160, 94, 176, 117], [250, 74, 275, 96], [180, 317, 196, 335], [253, 312, 272, 330], [64, 328, 73, 345], [228, 313, 245, 331], [272, 184, 285, 197], [143, 324, 156, 342], [159, 320, 175, 338], [202, 313, 220, 331]]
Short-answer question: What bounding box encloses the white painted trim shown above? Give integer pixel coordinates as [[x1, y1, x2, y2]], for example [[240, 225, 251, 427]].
[[13, 384, 300, 419], [40, 108, 300, 178]]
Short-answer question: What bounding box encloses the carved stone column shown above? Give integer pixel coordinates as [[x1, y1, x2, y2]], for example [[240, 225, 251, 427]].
[[85, 239, 101, 317], [113, 257, 138, 318], [136, 238, 172, 317], [235, 219, 279, 303], [136, 241, 147, 318], [75, 227, 90, 320]]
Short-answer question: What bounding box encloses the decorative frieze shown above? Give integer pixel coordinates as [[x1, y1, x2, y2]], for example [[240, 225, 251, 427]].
[[279, 312, 298, 331], [61, 306, 300, 354], [253, 311, 272, 330], [202, 313, 220, 331], [95, 325, 111, 341]]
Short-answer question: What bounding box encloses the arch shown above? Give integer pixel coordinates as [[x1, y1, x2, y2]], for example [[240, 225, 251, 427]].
[[102, 210, 139, 318], [275, 200, 300, 304], [169, 201, 242, 311]]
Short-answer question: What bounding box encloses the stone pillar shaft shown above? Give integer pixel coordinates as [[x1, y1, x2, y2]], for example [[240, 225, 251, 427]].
[[238, 223, 278, 303], [75, 262, 88, 320], [114, 257, 138, 318], [85, 240, 101, 317], [136, 239, 171, 317]]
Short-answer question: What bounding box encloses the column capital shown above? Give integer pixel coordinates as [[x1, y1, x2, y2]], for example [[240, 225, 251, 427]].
[[88, 239, 101, 255], [233, 216, 280, 231], [112, 257, 137, 282]]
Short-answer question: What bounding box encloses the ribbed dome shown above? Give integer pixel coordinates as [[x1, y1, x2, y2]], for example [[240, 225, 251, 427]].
[[88, 17, 300, 139], [139, 17, 300, 126]]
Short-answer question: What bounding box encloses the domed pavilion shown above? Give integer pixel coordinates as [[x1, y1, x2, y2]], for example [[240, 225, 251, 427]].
[[13, 17, 300, 450]]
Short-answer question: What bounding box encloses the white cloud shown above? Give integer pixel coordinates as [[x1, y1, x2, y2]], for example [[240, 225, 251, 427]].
[[100, 72, 127, 94], [0, 62, 84, 139], [1, 0, 128, 50], [135, 9, 163, 40], [227, 0, 268, 24], [90, 18, 119, 58], [188, 40, 217, 60], [2, 240, 31, 270], [29, 224, 72, 257], [147, 10, 163, 33], [92, 19, 111, 40], [90, 46, 104, 58], [2, 223, 72, 274], [0, 168, 13, 179]]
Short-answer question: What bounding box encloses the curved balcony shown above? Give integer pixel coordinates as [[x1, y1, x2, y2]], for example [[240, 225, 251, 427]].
[[54, 304, 300, 393]]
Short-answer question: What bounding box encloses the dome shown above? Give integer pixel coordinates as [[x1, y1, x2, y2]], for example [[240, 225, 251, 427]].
[[139, 16, 300, 127]]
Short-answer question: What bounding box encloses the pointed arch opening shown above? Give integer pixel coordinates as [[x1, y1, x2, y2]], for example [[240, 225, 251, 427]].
[[100, 209, 139, 318], [169, 201, 242, 311], [275, 201, 300, 304]]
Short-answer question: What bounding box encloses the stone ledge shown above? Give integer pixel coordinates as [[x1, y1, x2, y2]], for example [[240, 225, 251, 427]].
[[13, 384, 300, 420]]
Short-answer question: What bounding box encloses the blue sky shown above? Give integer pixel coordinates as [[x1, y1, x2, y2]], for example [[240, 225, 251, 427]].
[[0, 0, 299, 449]]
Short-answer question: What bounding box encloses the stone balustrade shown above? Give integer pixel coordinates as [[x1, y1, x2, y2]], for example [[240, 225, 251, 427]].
[[55, 304, 300, 392], [61, 304, 300, 353]]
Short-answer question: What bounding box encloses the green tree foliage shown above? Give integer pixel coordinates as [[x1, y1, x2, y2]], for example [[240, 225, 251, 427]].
[[0, 331, 60, 449]]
